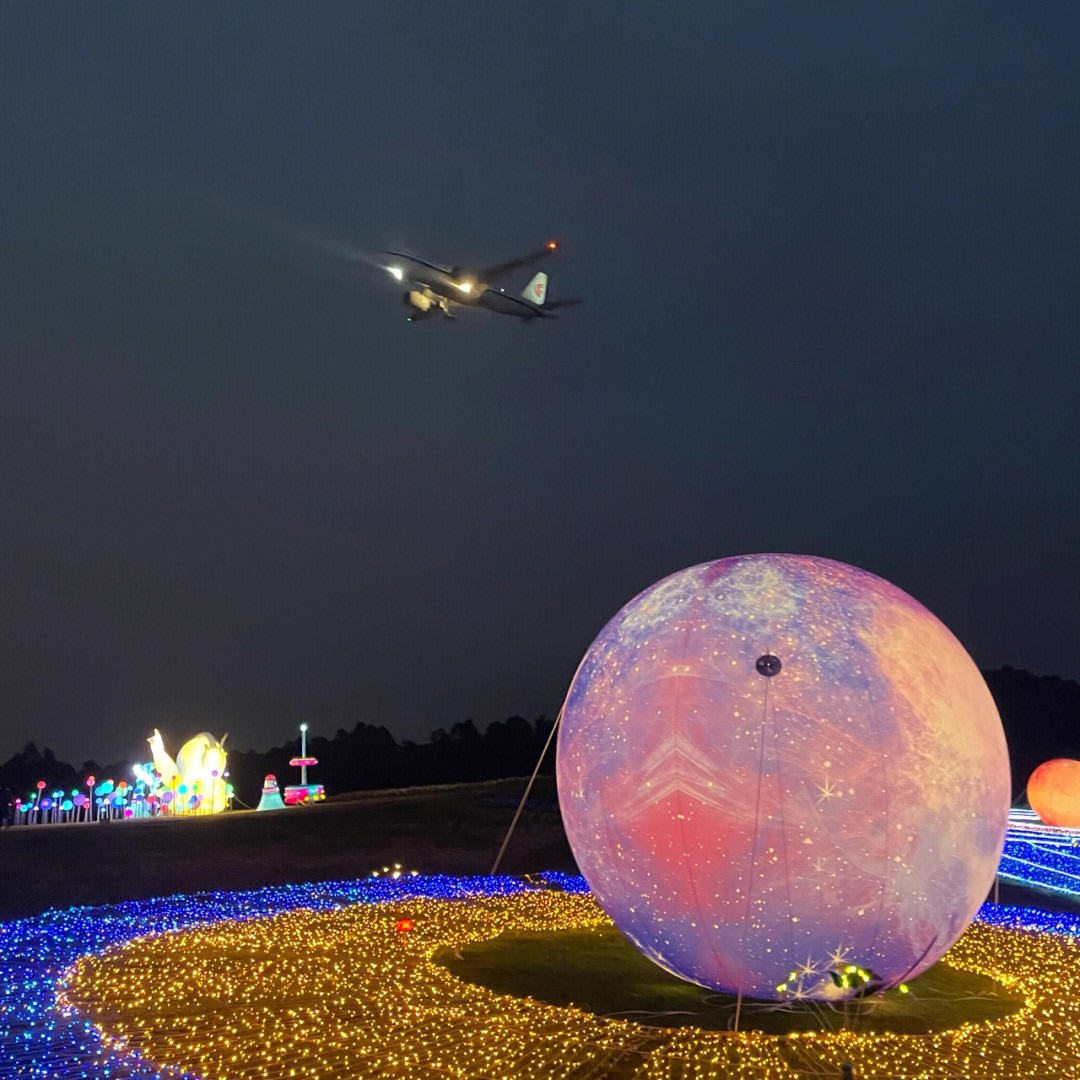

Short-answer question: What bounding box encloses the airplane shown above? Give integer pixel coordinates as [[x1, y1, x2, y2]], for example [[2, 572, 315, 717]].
[[381, 240, 582, 322]]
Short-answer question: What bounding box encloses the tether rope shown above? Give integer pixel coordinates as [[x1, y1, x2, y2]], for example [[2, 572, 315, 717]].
[[490, 706, 563, 876], [734, 672, 773, 1032]]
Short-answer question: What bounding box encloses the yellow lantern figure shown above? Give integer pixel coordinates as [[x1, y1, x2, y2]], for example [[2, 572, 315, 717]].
[[147, 729, 229, 814]]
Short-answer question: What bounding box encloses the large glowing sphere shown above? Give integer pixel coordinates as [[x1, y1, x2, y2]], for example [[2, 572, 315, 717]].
[[1027, 759, 1080, 827], [557, 554, 1010, 1000]]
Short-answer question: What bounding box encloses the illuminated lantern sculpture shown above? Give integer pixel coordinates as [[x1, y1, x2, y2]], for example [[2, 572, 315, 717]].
[[256, 774, 287, 812], [1027, 759, 1080, 827], [147, 729, 229, 814], [284, 723, 325, 805], [557, 554, 1011, 1000]]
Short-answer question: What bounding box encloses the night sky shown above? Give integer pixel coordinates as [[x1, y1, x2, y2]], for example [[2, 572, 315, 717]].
[[2, 2, 1078, 767]]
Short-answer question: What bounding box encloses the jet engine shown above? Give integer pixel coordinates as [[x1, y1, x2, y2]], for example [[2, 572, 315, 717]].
[[405, 290, 434, 312], [404, 288, 455, 321]]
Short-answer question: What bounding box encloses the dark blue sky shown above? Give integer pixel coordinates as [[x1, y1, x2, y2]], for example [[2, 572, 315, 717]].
[[2, 2, 1078, 766]]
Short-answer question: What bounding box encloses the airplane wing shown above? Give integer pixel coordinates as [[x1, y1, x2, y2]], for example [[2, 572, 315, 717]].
[[383, 250, 456, 276], [480, 242, 560, 281]]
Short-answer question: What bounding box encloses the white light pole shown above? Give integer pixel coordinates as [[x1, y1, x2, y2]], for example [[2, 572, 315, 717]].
[[299, 723, 309, 785]]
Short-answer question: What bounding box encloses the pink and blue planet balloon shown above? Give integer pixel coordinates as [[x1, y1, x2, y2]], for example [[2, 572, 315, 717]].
[[556, 554, 1010, 1000]]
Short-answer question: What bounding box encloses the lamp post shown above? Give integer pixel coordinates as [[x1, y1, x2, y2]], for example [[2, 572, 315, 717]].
[[286, 724, 320, 804]]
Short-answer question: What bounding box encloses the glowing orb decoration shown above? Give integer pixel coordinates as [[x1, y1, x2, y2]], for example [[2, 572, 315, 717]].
[[557, 554, 1011, 1000], [1027, 759, 1080, 827]]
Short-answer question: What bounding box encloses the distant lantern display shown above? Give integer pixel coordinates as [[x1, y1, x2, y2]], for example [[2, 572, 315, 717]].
[[556, 554, 1011, 1000], [1027, 759, 1080, 827], [257, 774, 287, 812], [147, 729, 229, 813], [284, 723, 325, 805]]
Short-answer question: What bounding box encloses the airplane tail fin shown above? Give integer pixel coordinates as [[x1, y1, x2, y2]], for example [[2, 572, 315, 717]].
[[523, 272, 547, 305]]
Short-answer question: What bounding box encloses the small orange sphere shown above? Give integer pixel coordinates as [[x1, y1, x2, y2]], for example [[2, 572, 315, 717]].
[[1028, 759, 1080, 827], [395, 918, 414, 933]]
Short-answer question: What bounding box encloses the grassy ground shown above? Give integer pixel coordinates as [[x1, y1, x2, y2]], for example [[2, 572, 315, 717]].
[[437, 926, 1026, 1035], [0, 776, 574, 920], [3, 774, 1075, 931]]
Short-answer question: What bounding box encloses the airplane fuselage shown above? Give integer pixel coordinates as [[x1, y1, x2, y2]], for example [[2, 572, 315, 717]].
[[386, 251, 551, 321]]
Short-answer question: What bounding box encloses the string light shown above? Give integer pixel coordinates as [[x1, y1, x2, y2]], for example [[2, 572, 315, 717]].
[[1000, 807, 1080, 897], [370, 862, 420, 879], [5, 812, 1080, 1078], [53, 888, 1080, 1079], [0, 874, 530, 1078]]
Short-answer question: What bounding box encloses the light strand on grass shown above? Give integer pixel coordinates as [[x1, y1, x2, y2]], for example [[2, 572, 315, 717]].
[[58, 888, 1080, 1080]]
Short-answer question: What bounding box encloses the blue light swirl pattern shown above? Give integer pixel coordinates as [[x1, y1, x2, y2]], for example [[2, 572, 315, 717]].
[[0, 875, 534, 1079], [998, 807, 1080, 898]]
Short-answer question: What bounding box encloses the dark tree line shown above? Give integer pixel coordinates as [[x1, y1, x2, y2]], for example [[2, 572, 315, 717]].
[[983, 667, 1080, 800], [228, 715, 555, 806], [2, 668, 1078, 807], [0, 715, 556, 808], [0, 744, 132, 802]]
